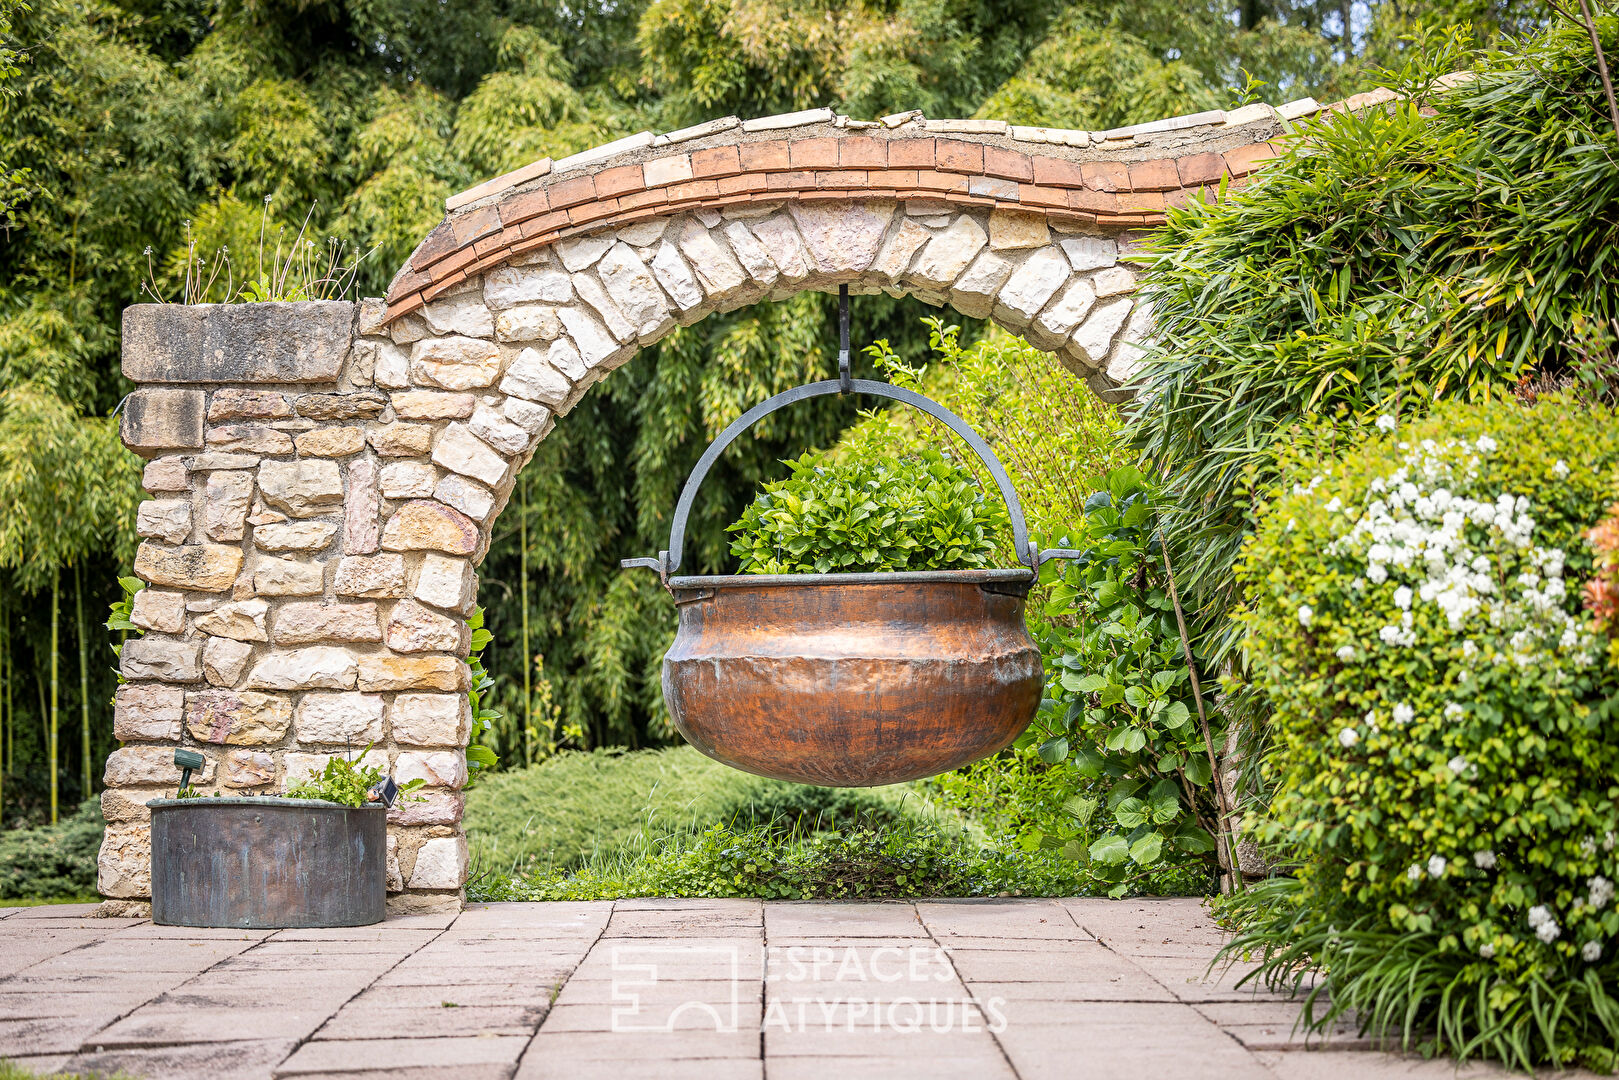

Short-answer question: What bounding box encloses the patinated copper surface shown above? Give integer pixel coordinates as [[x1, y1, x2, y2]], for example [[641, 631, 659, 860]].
[[662, 569, 1043, 786], [149, 798, 385, 928]]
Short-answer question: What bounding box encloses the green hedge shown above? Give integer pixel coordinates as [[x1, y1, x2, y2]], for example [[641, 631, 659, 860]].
[[0, 799, 102, 901], [1226, 397, 1619, 1070]]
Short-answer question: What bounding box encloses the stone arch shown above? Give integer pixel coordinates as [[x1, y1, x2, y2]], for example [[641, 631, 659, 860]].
[[104, 93, 1347, 911]]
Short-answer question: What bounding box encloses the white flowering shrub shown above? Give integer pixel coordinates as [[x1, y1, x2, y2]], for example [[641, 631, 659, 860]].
[[1225, 397, 1619, 1071]]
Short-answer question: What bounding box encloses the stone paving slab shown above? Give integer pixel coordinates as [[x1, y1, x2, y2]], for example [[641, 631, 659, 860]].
[[0, 897, 1597, 1080]]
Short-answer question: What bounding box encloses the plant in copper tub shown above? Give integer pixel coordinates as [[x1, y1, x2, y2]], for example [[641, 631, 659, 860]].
[[624, 287, 1083, 788]]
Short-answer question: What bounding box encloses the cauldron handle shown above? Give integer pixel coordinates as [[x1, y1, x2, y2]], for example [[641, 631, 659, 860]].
[[625, 329, 1072, 579]]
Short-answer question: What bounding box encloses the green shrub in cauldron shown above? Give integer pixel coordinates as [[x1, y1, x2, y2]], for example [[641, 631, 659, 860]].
[[727, 450, 1010, 574]]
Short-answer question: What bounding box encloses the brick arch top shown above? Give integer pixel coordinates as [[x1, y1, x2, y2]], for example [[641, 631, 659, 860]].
[[383, 93, 1371, 324]]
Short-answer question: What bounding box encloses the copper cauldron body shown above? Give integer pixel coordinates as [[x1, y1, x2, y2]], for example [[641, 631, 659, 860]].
[[662, 568, 1043, 787]]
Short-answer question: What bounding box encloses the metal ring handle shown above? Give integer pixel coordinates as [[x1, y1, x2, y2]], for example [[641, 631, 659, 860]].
[[628, 377, 1041, 578]]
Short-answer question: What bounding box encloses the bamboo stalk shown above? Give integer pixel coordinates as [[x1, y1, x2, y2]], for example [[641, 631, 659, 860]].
[[50, 565, 60, 825], [76, 561, 90, 801], [520, 476, 532, 767], [1159, 537, 1244, 891]]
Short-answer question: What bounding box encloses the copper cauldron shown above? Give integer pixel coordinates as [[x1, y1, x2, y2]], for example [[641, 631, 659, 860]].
[[661, 569, 1042, 786], [624, 288, 1079, 787]]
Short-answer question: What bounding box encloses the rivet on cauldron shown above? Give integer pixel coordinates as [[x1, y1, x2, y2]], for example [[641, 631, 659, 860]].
[[625, 286, 1082, 788]]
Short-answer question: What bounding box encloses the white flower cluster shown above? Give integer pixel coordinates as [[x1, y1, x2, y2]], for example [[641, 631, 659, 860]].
[[1319, 435, 1600, 673], [1528, 905, 1561, 943]]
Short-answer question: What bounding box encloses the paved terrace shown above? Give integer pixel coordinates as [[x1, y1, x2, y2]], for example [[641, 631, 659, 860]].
[[0, 898, 1544, 1079]]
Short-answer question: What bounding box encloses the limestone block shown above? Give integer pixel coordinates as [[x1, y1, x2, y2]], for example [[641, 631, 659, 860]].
[[420, 293, 494, 338], [357, 654, 466, 693], [189, 452, 260, 471], [415, 554, 475, 614], [390, 693, 471, 748], [142, 456, 189, 493], [105, 745, 214, 786], [114, 683, 185, 741], [193, 598, 269, 642], [618, 219, 670, 246], [1035, 279, 1098, 342], [650, 240, 705, 311], [556, 306, 627, 371], [97, 822, 152, 899], [285, 749, 387, 788], [996, 248, 1072, 324], [499, 347, 572, 407], [122, 301, 353, 384], [1091, 265, 1137, 298], [273, 601, 382, 644], [135, 541, 243, 592], [385, 599, 466, 654], [222, 750, 275, 788], [258, 459, 344, 517], [253, 520, 339, 553], [209, 389, 292, 422], [677, 220, 748, 298], [1071, 296, 1135, 369], [494, 305, 563, 344], [380, 461, 438, 499], [121, 637, 203, 682], [246, 647, 359, 691], [721, 223, 779, 288], [253, 556, 324, 596], [410, 336, 502, 390], [502, 397, 552, 435], [988, 210, 1051, 251], [558, 233, 613, 272], [1060, 236, 1118, 272], [390, 391, 475, 421], [748, 216, 812, 283], [597, 243, 672, 333], [202, 636, 254, 687], [949, 251, 1016, 320], [430, 424, 508, 488], [295, 691, 385, 745], [870, 219, 930, 282], [547, 337, 586, 381], [136, 499, 192, 545], [185, 689, 293, 744], [788, 200, 892, 275], [381, 499, 480, 556], [395, 751, 467, 790], [334, 553, 408, 598], [120, 388, 205, 455], [389, 790, 464, 827], [129, 589, 186, 634], [344, 455, 381, 556], [205, 423, 294, 455], [386, 833, 403, 891], [389, 314, 430, 345], [366, 422, 433, 457], [433, 474, 495, 523], [293, 427, 366, 457], [468, 404, 529, 457], [911, 216, 988, 290], [102, 787, 167, 823], [1105, 299, 1156, 386], [295, 391, 388, 421], [204, 470, 254, 542], [408, 835, 468, 889], [484, 265, 572, 311], [374, 341, 410, 388], [571, 273, 634, 342]]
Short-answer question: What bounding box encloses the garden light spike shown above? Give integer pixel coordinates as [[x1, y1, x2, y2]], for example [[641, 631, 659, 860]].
[[174, 748, 204, 792]]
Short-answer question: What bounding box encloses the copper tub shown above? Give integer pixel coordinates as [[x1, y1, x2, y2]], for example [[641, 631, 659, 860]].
[[662, 568, 1042, 786]]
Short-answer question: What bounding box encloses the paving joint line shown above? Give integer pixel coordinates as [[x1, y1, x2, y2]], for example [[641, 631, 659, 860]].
[[919, 901, 1021, 1080], [268, 914, 463, 1073], [508, 898, 616, 1076]]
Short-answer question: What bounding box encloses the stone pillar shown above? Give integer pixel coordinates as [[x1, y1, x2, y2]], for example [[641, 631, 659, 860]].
[[107, 300, 473, 914]]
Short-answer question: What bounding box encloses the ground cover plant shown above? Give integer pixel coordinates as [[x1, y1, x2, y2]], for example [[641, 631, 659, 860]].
[[0, 798, 100, 901], [1222, 396, 1619, 1070]]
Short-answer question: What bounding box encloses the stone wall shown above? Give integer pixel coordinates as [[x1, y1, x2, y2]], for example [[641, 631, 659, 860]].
[[106, 94, 1363, 907]]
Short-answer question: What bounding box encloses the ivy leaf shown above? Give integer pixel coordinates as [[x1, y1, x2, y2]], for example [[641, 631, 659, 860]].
[[1147, 778, 1181, 823], [1036, 737, 1069, 764], [1161, 701, 1192, 729], [1175, 823, 1217, 854], [1129, 832, 1164, 866], [1184, 753, 1213, 785], [1062, 794, 1099, 824], [1114, 797, 1149, 828]]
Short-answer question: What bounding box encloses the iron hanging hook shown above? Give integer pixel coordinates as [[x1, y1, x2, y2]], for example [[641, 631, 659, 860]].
[[837, 284, 852, 395]]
